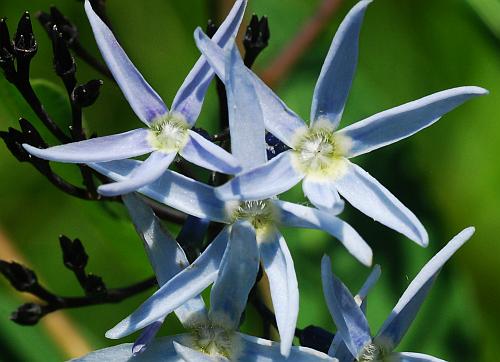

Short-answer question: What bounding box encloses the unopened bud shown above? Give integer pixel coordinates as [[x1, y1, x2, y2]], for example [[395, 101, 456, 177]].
[[11, 303, 43, 326], [59, 235, 88, 271], [0, 260, 38, 292], [72, 80, 103, 107]]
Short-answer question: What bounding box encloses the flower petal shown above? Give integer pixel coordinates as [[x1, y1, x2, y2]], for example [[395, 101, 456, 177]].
[[375, 227, 475, 350], [171, 0, 247, 125], [122, 194, 207, 327], [390, 352, 447, 362], [180, 130, 242, 174], [259, 228, 299, 357], [338, 86, 488, 158], [303, 177, 344, 214], [132, 320, 164, 355], [106, 228, 230, 339], [238, 334, 335, 361], [84, 1, 167, 124], [276, 200, 372, 266], [225, 44, 267, 170], [216, 150, 304, 201], [209, 221, 259, 330], [173, 342, 227, 362], [310, 0, 371, 128], [194, 28, 306, 147], [321, 256, 372, 359], [98, 151, 175, 196], [23, 128, 152, 163], [334, 161, 428, 247], [89, 160, 230, 222], [71, 335, 186, 361]]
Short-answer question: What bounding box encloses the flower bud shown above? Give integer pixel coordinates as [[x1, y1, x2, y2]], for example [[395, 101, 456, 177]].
[[13, 12, 37, 60], [0, 18, 16, 80], [10, 303, 43, 326], [50, 25, 75, 77], [59, 235, 88, 271], [71, 79, 103, 107], [0, 260, 38, 292], [243, 15, 270, 67], [84, 274, 107, 296]]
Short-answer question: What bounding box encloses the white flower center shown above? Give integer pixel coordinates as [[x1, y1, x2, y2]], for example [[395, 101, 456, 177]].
[[359, 342, 391, 362], [230, 200, 276, 230], [148, 113, 189, 152], [292, 121, 349, 180], [190, 323, 236, 358]]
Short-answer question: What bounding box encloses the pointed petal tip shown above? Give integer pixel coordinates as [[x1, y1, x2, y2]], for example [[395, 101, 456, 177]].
[[97, 184, 126, 197], [104, 328, 121, 340], [280, 343, 291, 358], [131, 343, 145, 355]]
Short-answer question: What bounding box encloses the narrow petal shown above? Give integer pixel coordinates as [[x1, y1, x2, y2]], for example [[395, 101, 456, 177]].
[[310, 0, 371, 127], [334, 161, 428, 247], [375, 227, 475, 350], [180, 130, 242, 174], [89, 160, 230, 222], [194, 29, 306, 147], [259, 228, 299, 357], [209, 222, 259, 330], [225, 44, 267, 170], [71, 335, 186, 361], [122, 194, 207, 327], [321, 256, 372, 359], [84, 1, 167, 124], [98, 151, 175, 196], [276, 200, 372, 266], [171, 0, 247, 125], [216, 150, 304, 201], [391, 352, 447, 362], [303, 177, 345, 214], [106, 228, 230, 339], [357, 264, 382, 301], [173, 342, 227, 362], [23, 128, 152, 163], [132, 320, 163, 355], [238, 334, 335, 361], [338, 86, 488, 158]]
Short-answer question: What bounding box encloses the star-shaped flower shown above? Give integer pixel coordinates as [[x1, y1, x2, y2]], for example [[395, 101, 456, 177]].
[[89, 42, 372, 358], [321, 227, 475, 362], [195, 0, 487, 247], [23, 0, 247, 196], [73, 194, 335, 362]]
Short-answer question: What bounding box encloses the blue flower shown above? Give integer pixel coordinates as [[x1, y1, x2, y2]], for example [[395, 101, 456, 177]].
[[73, 194, 335, 362], [22, 0, 248, 196], [90, 42, 372, 358], [321, 227, 475, 362], [194, 0, 487, 247]]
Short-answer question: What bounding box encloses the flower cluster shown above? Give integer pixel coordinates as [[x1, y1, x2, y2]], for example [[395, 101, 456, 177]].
[[3, 0, 486, 361]]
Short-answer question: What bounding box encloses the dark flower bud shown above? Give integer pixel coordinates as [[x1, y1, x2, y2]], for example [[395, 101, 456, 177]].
[[243, 15, 270, 67], [50, 25, 75, 77], [19, 118, 46, 148], [10, 303, 43, 326], [14, 12, 37, 59], [266, 132, 289, 160], [206, 19, 217, 39], [71, 79, 103, 107], [49, 7, 78, 45], [297, 325, 334, 353], [36, 11, 52, 30], [59, 235, 88, 271], [0, 18, 16, 80], [84, 274, 107, 296], [0, 260, 38, 292]]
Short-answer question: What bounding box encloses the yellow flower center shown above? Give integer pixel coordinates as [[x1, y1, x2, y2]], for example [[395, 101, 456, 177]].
[[148, 113, 189, 153], [190, 323, 236, 358], [230, 199, 276, 231]]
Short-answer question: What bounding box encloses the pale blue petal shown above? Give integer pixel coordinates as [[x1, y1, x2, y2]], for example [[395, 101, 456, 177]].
[[84, 1, 167, 124], [303, 177, 345, 214], [390, 352, 447, 362], [98, 151, 175, 196], [23, 128, 152, 163], [89, 160, 230, 222], [209, 221, 259, 330], [194, 29, 306, 147], [180, 130, 242, 174], [71, 335, 186, 361], [132, 320, 163, 355], [216, 150, 304, 201], [225, 44, 267, 170], [259, 228, 299, 357], [375, 227, 475, 350], [171, 0, 247, 125], [357, 265, 381, 300], [334, 161, 428, 247], [321, 256, 372, 359], [106, 228, 230, 339], [338, 86, 488, 158], [173, 342, 226, 362], [310, 0, 371, 127], [122, 194, 207, 327], [276, 200, 372, 266], [238, 334, 336, 361]]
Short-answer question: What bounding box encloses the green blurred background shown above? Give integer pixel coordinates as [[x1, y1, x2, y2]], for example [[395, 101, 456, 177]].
[[0, 0, 498, 360]]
